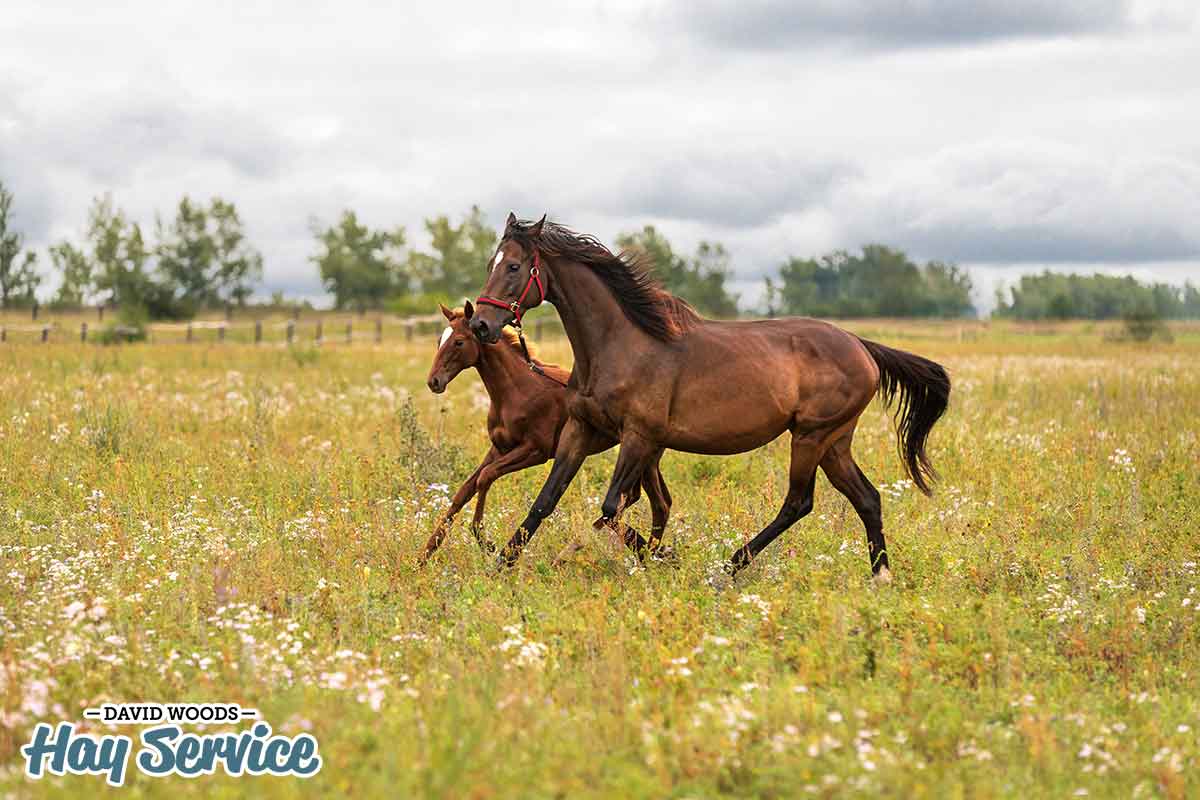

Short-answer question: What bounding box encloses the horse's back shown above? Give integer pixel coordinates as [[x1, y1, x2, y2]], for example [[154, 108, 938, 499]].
[[645, 316, 877, 452]]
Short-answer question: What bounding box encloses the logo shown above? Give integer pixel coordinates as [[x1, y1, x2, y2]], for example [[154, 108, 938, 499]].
[[20, 704, 321, 787]]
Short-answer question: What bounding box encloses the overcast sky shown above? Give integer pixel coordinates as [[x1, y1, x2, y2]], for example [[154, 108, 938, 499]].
[[2, 0, 1198, 311]]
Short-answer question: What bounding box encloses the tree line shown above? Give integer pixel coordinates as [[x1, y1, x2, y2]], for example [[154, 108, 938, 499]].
[[1, 183, 262, 320], [3, 179, 1198, 321], [993, 271, 1200, 320]]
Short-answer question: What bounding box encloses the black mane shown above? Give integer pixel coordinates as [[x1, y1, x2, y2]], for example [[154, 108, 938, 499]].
[[504, 218, 699, 341]]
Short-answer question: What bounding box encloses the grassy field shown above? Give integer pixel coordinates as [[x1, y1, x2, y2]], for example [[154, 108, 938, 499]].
[[1, 321, 1197, 798]]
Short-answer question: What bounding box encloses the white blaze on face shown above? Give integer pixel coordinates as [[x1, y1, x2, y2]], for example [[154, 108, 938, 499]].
[[491, 250, 504, 272], [439, 327, 453, 348]]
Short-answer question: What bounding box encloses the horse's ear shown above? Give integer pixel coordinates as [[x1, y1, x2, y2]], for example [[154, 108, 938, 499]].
[[530, 214, 546, 238], [439, 302, 454, 321], [506, 211, 518, 230], [463, 299, 474, 320]]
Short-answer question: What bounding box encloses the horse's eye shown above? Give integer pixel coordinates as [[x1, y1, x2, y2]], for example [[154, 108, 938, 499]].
[[454, 339, 464, 348], [508, 262, 519, 272]]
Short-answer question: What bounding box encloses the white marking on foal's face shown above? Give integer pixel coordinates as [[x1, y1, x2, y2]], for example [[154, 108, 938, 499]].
[[439, 327, 453, 348], [491, 251, 504, 272]]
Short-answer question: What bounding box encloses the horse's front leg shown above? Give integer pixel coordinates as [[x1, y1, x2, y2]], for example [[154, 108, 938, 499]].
[[419, 446, 496, 566], [496, 417, 597, 569]]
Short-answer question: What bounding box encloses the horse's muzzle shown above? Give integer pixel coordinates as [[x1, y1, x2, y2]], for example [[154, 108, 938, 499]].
[[469, 316, 502, 344]]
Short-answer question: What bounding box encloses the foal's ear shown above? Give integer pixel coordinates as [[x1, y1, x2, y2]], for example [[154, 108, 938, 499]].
[[530, 214, 546, 238], [506, 211, 518, 230], [463, 299, 475, 320], [438, 302, 454, 321]]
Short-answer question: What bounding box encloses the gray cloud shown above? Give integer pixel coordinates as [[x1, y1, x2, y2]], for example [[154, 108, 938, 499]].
[[499, 150, 854, 229], [673, 0, 1149, 50], [590, 152, 853, 226], [3, 1, 1199, 308], [832, 141, 1200, 263], [24, 92, 295, 186]]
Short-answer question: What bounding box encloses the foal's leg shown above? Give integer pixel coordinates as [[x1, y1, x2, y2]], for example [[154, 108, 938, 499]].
[[498, 418, 601, 568], [725, 431, 828, 578], [420, 446, 497, 565], [820, 432, 890, 581], [470, 443, 548, 553]]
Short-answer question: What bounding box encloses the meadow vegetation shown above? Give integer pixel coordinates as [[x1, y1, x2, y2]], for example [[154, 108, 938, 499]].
[[1, 320, 1197, 798]]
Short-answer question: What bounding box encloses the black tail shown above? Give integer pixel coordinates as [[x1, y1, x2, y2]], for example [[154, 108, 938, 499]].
[[857, 337, 950, 496]]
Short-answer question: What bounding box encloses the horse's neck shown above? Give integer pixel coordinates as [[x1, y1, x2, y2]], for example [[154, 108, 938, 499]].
[[473, 342, 528, 410], [547, 260, 629, 386]]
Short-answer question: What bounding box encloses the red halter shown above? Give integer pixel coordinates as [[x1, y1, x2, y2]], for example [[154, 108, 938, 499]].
[[476, 249, 544, 327]]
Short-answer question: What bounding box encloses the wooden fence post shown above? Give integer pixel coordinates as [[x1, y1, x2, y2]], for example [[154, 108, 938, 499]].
[[286, 320, 295, 344], [218, 324, 226, 343], [405, 322, 413, 342], [32, 303, 39, 321], [345, 322, 353, 344], [254, 320, 263, 344], [186, 323, 193, 343], [98, 305, 104, 322], [1, 327, 5, 343], [315, 321, 323, 344], [41, 326, 49, 343], [375, 317, 383, 343], [81, 322, 88, 343]]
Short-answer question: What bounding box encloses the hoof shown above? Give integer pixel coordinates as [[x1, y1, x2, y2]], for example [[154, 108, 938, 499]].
[[707, 563, 736, 592], [873, 566, 893, 586], [492, 550, 518, 574], [648, 544, 680, 566]]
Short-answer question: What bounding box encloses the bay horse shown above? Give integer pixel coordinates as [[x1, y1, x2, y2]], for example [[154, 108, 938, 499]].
[[419, 302, 674, 565], [469, 214, 951, 583]]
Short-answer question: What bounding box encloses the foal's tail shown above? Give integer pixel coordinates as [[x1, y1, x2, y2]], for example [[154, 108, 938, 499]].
[[857, 338, 951, 496]]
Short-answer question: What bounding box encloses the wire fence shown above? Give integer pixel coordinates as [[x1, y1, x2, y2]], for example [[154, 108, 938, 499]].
[[0, 313, 563, 346]]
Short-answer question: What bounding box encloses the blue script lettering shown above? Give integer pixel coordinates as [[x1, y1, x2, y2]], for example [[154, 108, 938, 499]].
[[21, 723, 131, 787], [135, 723, 321, 778]]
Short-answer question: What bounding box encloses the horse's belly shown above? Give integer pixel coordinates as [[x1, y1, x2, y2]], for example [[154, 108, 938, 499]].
[[665, 424, 788, 455], [662, 381, 795, 455]]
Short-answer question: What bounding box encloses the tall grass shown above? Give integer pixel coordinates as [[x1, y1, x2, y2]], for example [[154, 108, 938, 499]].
[[0, 324, 1197, 797]]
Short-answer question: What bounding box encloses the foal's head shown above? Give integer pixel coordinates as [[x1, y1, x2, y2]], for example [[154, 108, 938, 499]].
[[427, 302, 484, 394], [470, 212, 548, 344]]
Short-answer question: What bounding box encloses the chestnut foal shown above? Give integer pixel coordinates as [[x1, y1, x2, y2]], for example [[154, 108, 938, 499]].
[[420, 302, 673, 565]]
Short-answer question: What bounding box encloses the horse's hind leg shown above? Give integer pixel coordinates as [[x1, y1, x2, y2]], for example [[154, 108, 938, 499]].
[[820, 431, 889, 581], [594, 435, 660, 556], [640, 452, 674, 559], [726, 431, 827, 577]]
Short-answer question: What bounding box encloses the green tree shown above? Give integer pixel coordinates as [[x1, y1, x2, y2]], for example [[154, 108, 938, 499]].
[[49, 241, 93, 307], [311, 210, 407, 310], [87, 195, 152, 309], [0, 182, 42, 308], [157, 196, 263, 310], [993, 271, 1200, 320], [767, 245, 974, 318], [407, 206, 497, 299], [616, 226, 740, 317]]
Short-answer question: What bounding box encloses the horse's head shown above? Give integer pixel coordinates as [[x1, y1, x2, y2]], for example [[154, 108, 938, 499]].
[[470, 212, 548, 344], [427, 302, 484, 394]]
